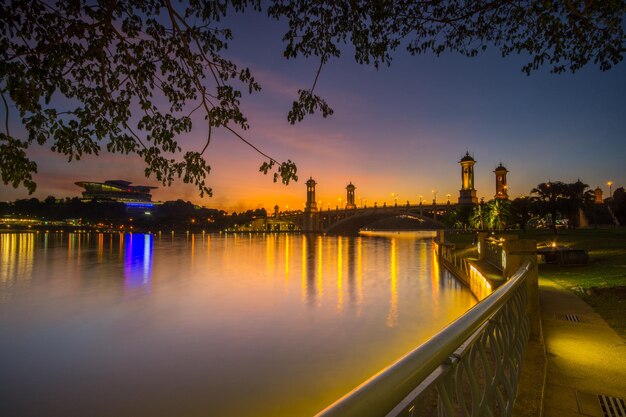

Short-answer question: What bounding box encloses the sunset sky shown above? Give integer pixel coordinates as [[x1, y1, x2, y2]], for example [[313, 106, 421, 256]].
[[1, 11, 625, 212]]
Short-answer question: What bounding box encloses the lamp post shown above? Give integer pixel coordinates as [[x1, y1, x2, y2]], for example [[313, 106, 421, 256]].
[[432, 190, 437, 205], [446, 193, 451, 204], [419, 195, 423, 205], [392, 193, 398, 206], [607, 180, 613, 199]]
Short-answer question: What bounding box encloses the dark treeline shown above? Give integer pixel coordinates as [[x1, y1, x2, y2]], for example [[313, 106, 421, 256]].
[[0, 197, 267, 231], [445, 181, 626, 232]]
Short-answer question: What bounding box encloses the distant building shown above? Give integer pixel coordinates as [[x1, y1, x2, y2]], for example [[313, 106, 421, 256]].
[[594, 186, 603, 204], [75, 180, 157, 204], [226, 205, 299, 232]]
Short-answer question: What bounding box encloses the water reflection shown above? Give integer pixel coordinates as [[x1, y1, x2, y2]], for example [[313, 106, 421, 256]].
[[303, 235, 317, 306], [337, 237, 343, 311], [0, 233, 34, 301], [387, 238, 399, 327], [0, 231, 476, 417], [124, 233, 153, 293], [347, 238, 357, 306]]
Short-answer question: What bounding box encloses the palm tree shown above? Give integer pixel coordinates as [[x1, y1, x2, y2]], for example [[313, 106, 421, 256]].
[[485, 199, 513, 231], [564, 180, 594, 229], [530, 181, 568, 233], [470, 203, 487, 231], [511, 196, 531, 231]]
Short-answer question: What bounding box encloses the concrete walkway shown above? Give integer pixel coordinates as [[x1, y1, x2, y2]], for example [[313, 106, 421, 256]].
[[540, 277, 626, 417]]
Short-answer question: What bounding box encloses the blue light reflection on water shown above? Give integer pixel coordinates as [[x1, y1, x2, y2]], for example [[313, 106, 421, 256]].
[[0, 231, 476, 417], [123, 233, 153, 292]]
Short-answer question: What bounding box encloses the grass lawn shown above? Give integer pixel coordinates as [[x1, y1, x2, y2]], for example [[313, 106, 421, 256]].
[[446, 228, 626, 338]]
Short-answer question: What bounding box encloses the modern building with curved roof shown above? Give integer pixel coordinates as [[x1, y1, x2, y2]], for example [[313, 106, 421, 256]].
[[75, 180, 156, 203]]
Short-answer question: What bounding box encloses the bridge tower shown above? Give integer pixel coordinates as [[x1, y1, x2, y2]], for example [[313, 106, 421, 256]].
[[458, 152, 478, 205], [303, 177, 319, 232], [345, 182, 356, 209], [494, 163, 509, 200], [305, 177, 318, 212]]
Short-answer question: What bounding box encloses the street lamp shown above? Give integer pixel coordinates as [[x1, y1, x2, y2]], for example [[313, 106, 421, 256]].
[[432, 189, 437, 205], [392, 193, 398, 206], [446, 193, 451, 204], [419, 195, 423, 205], [607, 180, 613, 199]]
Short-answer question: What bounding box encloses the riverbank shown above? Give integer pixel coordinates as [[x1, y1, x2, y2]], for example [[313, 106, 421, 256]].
[[444, 228, 626, 416], [446, 228, 626, 338]]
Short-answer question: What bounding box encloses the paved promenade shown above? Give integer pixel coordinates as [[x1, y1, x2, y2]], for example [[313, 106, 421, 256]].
[[540, 277, 626, 417]]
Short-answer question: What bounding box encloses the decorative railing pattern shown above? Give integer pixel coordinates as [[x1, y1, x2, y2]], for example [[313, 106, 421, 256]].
[[316, 260, 533, 417]]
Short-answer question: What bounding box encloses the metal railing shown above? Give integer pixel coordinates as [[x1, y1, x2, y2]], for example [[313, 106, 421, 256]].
[[316, 259, 532, 417], [483, 237, 504, 271], [437, 243, 471, 280]]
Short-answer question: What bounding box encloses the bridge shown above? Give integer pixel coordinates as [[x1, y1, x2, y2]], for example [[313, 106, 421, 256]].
[[272, 153, 509, 234], [281, 203, 452, 234]]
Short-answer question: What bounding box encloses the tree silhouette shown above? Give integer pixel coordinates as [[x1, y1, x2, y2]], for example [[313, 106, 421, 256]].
[[530, 180, 597, 231], [510, 197, 531, 232], [2, 1, 624, 195], [563, 180, 594, 229], [530, 181, 568, 232]]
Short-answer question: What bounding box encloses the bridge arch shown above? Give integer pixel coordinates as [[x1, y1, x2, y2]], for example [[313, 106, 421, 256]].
[[322, 207, 447, 234]]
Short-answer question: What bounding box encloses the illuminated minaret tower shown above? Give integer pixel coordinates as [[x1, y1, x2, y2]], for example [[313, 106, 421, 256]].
[[305, 177, 318, 212], [494, 163, 509, 200], [303, 177, 319, 232], [345, 182, 356, 209], [458, 152, 478, 205]]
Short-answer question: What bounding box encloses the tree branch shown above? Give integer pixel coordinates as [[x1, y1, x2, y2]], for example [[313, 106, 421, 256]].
[[311, 59, 324, 93], [0, 89, 10, 136], [200, 122, 211, 155], [224, 125, 277, 163]]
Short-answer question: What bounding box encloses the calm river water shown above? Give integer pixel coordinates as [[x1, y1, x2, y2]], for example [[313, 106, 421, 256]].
[[0, 231, 476, 417]]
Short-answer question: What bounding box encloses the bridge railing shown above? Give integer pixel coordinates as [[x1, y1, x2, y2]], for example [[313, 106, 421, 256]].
[[316, 259, 533, 417]]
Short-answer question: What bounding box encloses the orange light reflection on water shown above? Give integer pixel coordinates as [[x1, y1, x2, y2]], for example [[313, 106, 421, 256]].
[[317, 235, 323, 301], [284, 234, 290, 282], [336, 237, 343, 311], [386, 238, 398, 328], [301, 235, 307, 302], [430, 243, 440, 304], [1, 233, 35, 298], [0, 232, 478, 417]]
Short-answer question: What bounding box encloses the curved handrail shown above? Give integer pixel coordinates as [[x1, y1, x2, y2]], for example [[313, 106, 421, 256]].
[[316, 259, 533, 417]]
